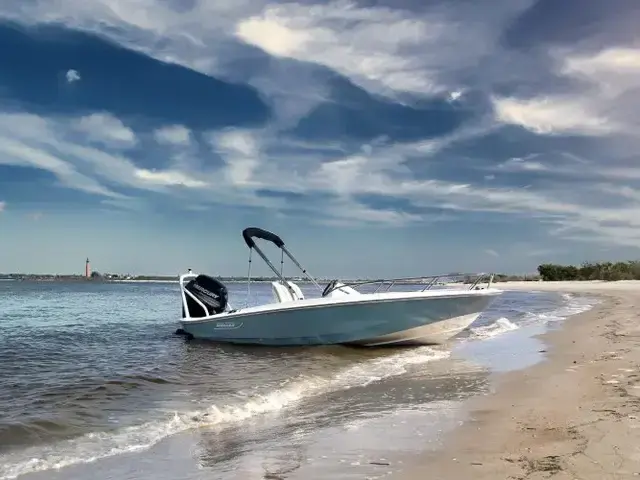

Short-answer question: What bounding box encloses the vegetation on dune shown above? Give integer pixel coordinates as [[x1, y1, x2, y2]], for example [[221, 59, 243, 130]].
[[491, 273, 540, 282], [536, 261, 640, 282]]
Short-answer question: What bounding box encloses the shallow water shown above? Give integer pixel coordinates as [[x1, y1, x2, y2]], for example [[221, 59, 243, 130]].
[[0, 281, 597, 479]]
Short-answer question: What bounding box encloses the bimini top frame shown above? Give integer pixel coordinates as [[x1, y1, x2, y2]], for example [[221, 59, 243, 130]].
[[242, 227, 323, 299], [242, 227, 497, 299]]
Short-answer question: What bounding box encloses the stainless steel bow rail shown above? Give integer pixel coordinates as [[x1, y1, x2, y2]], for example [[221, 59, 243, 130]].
[[322, 272, 495, 296]]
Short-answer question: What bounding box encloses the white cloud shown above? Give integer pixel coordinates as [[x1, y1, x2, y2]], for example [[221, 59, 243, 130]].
[[58, 142, 206, 192], [209, 128, 261, 186], [153, 125, 192, 146], [3, 107, 640, 244], [492, 45, 640, 137], [234, 1, 533, 97], [0, 201, 5, 213], [485, 249, 499, 257], [134, 168, 207, 188], [496, 156, 548, 172], [0, 0, 534, 124], [0, 112, 205, 199], [236, 15, 312, 57], [316, 200, 424, 227], [447, 90, 463, 102], [66, 69, 81, 83], [493, 95, 611, 136], [74, 113, 136, 147], [0, 135, 121, 198], [561, 46, 640, 95]]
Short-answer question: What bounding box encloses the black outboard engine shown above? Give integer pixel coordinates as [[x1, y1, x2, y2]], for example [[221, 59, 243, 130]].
[[182, 275, 229, 318]]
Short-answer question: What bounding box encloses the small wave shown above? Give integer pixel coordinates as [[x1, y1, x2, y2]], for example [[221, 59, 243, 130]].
[[0, 347, 449, 479], [468, 317, 520, 339], [462, 291, 599, 344], [0, 419, 84, 451], [522, 293, 598, 325]]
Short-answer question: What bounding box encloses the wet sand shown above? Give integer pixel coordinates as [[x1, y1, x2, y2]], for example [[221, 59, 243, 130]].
[[396, 280, 640, 479]]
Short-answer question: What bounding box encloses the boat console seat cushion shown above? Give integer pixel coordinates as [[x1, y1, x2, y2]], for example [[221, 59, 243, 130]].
[[271, 281, 305, 303], [322, 281, 361, 298]]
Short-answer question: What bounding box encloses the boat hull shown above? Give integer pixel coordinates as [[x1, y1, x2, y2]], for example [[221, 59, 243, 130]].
[[179, 290, 500, 346], [347, 312, 481, 346]]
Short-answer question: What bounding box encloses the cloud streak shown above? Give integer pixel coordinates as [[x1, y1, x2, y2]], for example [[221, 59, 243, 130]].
[[3, 106, 640, 250], [492, 44, 640, 139], [73, 113, 137, 147]]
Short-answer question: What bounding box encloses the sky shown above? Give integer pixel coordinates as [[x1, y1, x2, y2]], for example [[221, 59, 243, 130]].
[[0, 0, 640, 278]]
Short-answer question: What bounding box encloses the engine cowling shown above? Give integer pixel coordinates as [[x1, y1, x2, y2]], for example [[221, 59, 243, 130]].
[[183, 275, 228, 318]]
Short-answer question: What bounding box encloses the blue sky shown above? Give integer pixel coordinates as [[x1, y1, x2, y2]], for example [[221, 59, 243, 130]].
[[1, 0, 639, 277]]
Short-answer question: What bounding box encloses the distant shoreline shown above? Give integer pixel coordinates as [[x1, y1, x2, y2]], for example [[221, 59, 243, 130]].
[[0, 277, 278, 284], [5, 260, 640, 285], [0, 274, 540, 285]]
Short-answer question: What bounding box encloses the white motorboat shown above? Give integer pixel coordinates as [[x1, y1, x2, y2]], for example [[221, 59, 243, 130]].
[[176, 227, 503, 346]]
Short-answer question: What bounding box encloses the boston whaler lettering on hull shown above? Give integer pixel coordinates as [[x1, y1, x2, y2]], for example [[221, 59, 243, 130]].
[[177, 227, 503, 346]]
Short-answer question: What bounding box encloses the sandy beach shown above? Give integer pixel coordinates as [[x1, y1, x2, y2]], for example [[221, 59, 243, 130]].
[[396, 280, 640, 479]]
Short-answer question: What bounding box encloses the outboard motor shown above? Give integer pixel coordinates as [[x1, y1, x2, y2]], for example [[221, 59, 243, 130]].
[[182, 275, 229, 318]]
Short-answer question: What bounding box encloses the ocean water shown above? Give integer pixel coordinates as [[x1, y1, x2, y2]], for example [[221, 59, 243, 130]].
[[0, 280, 597, 480]]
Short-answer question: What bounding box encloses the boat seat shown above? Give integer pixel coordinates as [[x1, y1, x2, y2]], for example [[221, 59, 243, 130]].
[[271, 281, 305, 303], [322, 281, 361, 298]]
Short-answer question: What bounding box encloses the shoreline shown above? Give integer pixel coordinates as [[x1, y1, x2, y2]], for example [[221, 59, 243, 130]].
[[394, 280, 640, 479]]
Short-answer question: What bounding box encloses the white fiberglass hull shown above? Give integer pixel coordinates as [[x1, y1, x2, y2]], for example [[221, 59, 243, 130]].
[[179, 288, 502, 347], [347, 312, 481, 346]]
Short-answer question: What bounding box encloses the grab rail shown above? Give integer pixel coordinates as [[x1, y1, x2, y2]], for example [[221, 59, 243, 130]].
[[179, 272, 209, 318], [323, 272, 495, 296]]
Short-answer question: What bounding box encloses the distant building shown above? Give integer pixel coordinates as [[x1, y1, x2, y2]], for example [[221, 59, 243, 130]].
[[85, 258, 91, 279]]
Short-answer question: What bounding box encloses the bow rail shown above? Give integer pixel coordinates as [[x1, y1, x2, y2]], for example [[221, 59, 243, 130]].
[[322, 272, 495, 296]]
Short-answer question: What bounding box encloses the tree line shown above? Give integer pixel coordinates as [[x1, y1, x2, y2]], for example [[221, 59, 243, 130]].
[[536, 261, 640, 282]]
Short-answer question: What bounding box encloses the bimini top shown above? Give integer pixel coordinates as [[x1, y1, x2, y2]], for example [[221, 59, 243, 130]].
[[242, 227, 285, 249]]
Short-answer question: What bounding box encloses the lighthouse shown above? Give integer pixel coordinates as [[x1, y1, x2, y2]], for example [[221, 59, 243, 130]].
[[85, 257, 91, 279]]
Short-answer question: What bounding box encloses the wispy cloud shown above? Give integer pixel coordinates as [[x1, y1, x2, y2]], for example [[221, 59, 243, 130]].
[[0, 112, 204, 198], [3, 104, 640, 246], [0, 201, 5, 213], [0, 134, 121, 198], [0, 0, 534, 122], [134, 168, 206, 188], [493, 95, 612, 136], [153, 125, 192, 146], [235, 0, 535, 99], [73, 113, 136, 147], [492, 45, 640, 139]]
